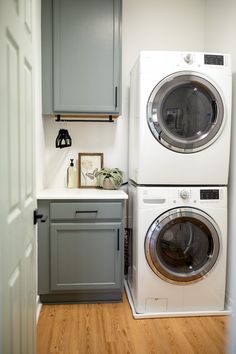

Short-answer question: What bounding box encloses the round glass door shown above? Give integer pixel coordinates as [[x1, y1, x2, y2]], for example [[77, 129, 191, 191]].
[[145, 208, 220, 284], [147, 72, 224, 153]]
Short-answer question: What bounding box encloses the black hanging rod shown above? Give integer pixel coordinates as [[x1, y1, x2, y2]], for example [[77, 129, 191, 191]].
[[55, 114, 114, 123]]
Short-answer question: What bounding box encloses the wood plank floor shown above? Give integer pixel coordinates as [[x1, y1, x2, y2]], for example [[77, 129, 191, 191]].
[[37, 293, 229, 354]]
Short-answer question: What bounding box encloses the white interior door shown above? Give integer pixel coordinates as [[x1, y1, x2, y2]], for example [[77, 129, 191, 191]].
[[0, 0, 37, 353]]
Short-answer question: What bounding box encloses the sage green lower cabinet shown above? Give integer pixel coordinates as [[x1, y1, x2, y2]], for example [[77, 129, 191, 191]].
[[50, 223, 121, 291], [38, 200, 124, 303]]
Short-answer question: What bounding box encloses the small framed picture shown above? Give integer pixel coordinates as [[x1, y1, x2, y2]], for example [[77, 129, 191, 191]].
[[78, 153, 104, 188]]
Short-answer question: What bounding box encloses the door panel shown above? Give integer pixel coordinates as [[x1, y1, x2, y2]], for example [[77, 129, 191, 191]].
[[6, 30, 21, 212], [24, 59, 33, 202], [8, 266, 21, 354], [52, 0, 120, 113], [147, 72, 224, 153], [22, 241, 36, 354], [145, 208, 220, 284], [0, 0, 36, 352], [50, 223, 122, 291], [24, 0, 32, 34]]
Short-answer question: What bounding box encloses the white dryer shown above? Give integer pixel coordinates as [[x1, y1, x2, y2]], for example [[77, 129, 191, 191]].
[[129, 51, 232, 185], [127, 184, 227, 315]]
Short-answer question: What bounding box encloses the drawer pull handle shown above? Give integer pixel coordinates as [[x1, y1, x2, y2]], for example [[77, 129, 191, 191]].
[[75, 210, 98, 214]]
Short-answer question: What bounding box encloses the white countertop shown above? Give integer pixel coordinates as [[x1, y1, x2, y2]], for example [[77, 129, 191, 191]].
[[37, 187, 128, 200]]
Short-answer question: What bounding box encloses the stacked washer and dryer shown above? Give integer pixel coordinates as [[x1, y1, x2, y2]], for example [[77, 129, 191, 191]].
[[127, 51, 232, 317]]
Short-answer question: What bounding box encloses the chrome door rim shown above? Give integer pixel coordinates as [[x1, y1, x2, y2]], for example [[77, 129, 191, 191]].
[[147, 71, 224, 153], [145, 207, 221, 285]]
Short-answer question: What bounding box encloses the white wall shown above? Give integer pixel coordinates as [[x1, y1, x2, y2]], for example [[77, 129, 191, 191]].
[[122, 0, 205, 120], [41, 0, 205, 189], [204, 1, 236, 351]]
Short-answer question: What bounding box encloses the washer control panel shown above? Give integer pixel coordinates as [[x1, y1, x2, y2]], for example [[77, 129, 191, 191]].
[[177, 188, 221, 203], [200, 189, 220, 200]]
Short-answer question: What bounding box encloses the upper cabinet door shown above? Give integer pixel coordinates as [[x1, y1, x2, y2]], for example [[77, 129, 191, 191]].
[[42, 0, 121, 115]]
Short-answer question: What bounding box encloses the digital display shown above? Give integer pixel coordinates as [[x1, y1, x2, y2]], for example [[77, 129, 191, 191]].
[[204, 55, 224, 65], [200, 189, 219, 200]]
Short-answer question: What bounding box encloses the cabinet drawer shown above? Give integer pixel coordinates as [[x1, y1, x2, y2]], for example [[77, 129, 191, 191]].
[[50, 202, 122, 220]]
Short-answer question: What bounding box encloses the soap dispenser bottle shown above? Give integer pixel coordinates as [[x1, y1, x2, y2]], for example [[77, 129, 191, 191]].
[[67, 159, 77, 188]]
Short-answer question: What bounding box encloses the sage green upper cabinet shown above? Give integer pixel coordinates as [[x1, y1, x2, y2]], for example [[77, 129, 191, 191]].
[[42, 0, 122, 115]]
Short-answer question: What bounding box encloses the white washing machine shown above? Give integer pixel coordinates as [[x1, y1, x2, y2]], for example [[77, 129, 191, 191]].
[[129, 51, 232, 185], [127, 184, 227, 316]]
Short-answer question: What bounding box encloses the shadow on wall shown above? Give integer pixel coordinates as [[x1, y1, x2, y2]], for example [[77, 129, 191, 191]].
[[227, 71, 236, 354]]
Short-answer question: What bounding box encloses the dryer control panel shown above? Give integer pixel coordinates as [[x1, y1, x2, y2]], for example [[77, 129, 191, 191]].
[[204, 54, 224, 66]]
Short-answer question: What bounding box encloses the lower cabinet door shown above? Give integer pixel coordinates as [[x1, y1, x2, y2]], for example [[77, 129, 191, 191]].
[[50, 222, 122, 291]]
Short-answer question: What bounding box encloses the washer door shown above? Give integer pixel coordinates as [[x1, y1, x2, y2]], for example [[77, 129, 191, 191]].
[[145, 207, 220, 284], [147, 72, 224, 153]]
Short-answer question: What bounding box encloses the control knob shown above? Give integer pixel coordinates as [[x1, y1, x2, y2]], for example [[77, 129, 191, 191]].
[[180, 189, 190, 199], [184, 53, 193, 64]]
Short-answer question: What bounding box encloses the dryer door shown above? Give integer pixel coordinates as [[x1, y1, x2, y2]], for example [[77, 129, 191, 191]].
[[145, 207, 220, 284], [147, 72, 224, 153]]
